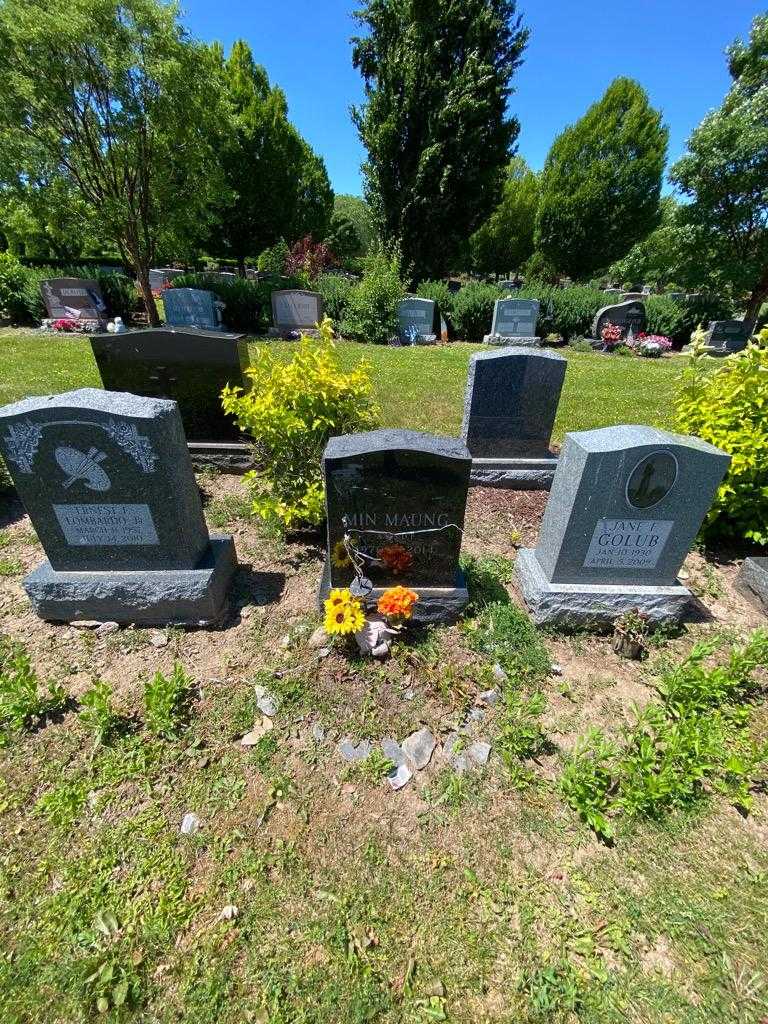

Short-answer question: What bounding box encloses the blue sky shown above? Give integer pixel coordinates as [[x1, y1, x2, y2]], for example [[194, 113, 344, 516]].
[[180, 0, 762, 197]]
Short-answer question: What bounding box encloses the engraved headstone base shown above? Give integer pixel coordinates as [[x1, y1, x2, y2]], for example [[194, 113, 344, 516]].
[[516, 548, 692, 628], [318, 560, 468, 625], [482, 334, 540, 347], [735, 557, 768, 615], [470, 456, 558, 490], [24, 535, 237, 627], [187, 442, 253, 473]]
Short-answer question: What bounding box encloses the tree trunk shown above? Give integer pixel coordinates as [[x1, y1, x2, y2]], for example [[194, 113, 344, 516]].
[[744, 264, 768, 329], [136, 262, 160, 326]]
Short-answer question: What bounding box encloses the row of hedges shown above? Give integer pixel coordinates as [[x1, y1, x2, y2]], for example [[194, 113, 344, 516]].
[[0, 252, 140, 322]]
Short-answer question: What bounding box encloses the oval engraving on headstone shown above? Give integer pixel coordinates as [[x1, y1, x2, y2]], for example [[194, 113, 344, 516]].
[[625, 451, 678, 510]]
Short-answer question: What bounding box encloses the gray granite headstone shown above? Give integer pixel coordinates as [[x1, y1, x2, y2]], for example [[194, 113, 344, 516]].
[[462, 348, 567, 489], [516, 425, 730, 626], [149, 268, 184, 290], [270, 290, 323, 334], [735, 557, 768, 616], [89, 327, 249, 443], [0, 389, 237, 624], [319, 429, 471, 622], [163, 288, 222, 330], [40, 278, 107, 324], [490, 298, 539, 339], [590, 300, 647, 341], [397, 298, 437, 343], [702, 320, 751, 357]]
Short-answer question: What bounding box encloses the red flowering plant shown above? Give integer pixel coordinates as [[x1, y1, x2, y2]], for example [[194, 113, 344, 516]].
[[51, 318, 79, 332], [600, 322, 624, 349]]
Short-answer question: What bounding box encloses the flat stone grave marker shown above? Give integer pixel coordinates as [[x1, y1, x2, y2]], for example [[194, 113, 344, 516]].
[[396, 298, 437, 344], [320, 429, 471, 622], [484, 298, 540, 346], [163, 288, 222, 330], [462, 347, 567, 489], [89, 327, 250, 456], [735, 557, 768, 616], [0, 388, 237, 625], [41, 278, 108, 325], [590, 300, 647, 342], [269, 289, 323, 336], [702, 320, 751, 356], [516, 424, 730, 626]]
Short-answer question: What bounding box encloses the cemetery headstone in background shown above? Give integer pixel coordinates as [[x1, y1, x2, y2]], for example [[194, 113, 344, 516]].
[[735, 558, 768, 616], [163, 288, 223, 330], [89, 327, 252, 470], [483, 298, 540, 346], [516, 425, 730, 626], [0, 389, 238, 625], [462, 347, 567, 489], [40, 278, 108, 327], [321, 429, 471, 622], [702, 320, 751, 357], [590, 300, 647, 343], [396, 297, 438, 344], [149, 268, 184, 290], [269, 290, 323, 337]]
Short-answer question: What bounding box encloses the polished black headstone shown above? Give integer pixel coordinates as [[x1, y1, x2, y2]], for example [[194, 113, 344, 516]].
[[323, 429, 471, 589], [89, 327, 249, 442]]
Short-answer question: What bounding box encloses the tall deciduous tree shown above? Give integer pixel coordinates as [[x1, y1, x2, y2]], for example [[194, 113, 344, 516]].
[[0, 0, 224, 323], [333, 194, 376, 254], [469, 156, 538, 274], [670, 14, 768, 325], [535, 78, 668, 279], [351, 0, 528, 280], [210, 41, 333, 276]]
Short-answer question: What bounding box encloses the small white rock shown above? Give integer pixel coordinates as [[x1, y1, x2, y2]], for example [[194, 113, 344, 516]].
[[338, 738, 372, 762], [467, 740, 491, 766], [95, 621, 119, 637], [491, 663, 508, 684], [308, 627, 327, 649], [311, 723, 326, 743], [150, 630, 168, 648], [241, 717, 273, 746], [550, 663, 563, 677], [279, 634, 291, 649], [403, 688, 415, 701], [71, 619, 101, 629], [180, 812, 200, 835], [217, 904, 239, 921], [254, 684, 280, 718], [479, 688, 500, 707], [386, 763, 413, 790]]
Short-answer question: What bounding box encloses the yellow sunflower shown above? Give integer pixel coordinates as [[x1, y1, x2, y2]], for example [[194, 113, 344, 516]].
[[331, 540, 352, 569], [324, 594, 365, 635]]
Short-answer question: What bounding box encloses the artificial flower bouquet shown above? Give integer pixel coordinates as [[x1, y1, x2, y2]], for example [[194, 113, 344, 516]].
[[324, 584, 420, 658]]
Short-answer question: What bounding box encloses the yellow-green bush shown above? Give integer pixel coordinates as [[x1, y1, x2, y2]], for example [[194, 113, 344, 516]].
[[675, 328, 768, 545], [222, 318, 378, 532]]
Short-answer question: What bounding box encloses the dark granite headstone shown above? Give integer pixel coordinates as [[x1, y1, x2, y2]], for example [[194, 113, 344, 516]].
[[41, 278, 107, 324], [517, 425, 730, 626], [735, 557, 768, 616], [702, 320, 751, 356], [0, 389, 237, 624], [270, 290, 323, 333], [396, 298, 437, 343], [163, 288, 222, 330], [320, 429, 471, 621], [89, 327, 248, 443], [590, 300, 647, 340]]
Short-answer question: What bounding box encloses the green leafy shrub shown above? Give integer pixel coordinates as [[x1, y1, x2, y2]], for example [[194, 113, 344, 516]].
[[644, 294, 686, 340], [170, 272, 300, 333], [79, 679, 124, 746], [521, 282, 606, 340], [340, 245, 405, 344], [143, 662, 193, 738], [561, 631, 768, 840], [415, 279, 455, 332], [675, 331, 768, 544], [451, 282, 502, 340], [316, 272, 355, 325], [256, 239, 289, 273], [222, 318, 378, 532], [0, 252, 29, 320], [0, 636, 66, 742]]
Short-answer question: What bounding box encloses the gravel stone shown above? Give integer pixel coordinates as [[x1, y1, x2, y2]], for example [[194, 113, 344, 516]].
[[402, 727, 436, 770]]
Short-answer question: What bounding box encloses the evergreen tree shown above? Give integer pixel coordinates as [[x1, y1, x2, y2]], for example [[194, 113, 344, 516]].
[[352, 0, 528, 279], [535, 78, 668, 279]]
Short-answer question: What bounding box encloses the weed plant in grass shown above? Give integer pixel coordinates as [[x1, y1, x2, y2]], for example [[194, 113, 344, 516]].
[[143, 662, 193, 739], [0, 635, 66, 743]]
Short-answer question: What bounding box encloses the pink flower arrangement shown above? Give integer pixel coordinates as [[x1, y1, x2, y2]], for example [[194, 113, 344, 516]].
[[51, 318, 79, 332], [600, 321, 624, 349], [633, 332, 672, 351]]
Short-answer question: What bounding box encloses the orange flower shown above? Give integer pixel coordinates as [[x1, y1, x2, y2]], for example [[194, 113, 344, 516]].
[[377, 585, 419, 621], [377, 543, 413, 574]]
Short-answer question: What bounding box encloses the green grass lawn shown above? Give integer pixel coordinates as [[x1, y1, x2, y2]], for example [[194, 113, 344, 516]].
[[0, 331, 686, 441]]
